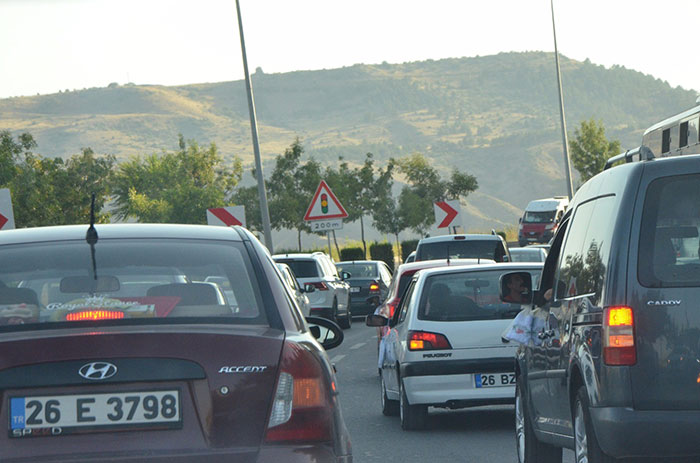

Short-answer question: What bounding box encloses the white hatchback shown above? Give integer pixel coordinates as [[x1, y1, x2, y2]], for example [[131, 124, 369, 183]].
[[368, 262, 542, 430]]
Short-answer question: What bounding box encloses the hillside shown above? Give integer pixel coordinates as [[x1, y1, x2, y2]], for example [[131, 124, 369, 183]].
[[1, 52, 697, 247]]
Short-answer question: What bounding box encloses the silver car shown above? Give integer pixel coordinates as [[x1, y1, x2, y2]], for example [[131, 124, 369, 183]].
[[272, 252, 352, 328], [368, 262, 542, 430], [275, 262, 311, 317]]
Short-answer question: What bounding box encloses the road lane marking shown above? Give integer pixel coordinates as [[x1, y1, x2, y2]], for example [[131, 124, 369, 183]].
[[350, 342, 366, 350], [331, 354, 346, 362]]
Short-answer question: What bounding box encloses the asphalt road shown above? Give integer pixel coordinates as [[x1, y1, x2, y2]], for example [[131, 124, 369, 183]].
[[330, 323, 575, 463]]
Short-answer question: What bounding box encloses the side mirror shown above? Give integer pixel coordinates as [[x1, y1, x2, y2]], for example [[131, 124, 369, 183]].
[[306, 316, 344, 350], [365, 314, 388, 327], [499, 271, 533, 304], [340, 271, 351, 281], [303, 283, 316, 293]]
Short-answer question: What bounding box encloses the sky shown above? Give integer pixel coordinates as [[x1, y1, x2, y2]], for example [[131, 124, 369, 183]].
[[0, 0, 699, 99]]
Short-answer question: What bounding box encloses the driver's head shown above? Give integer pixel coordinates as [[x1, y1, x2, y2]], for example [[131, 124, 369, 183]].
[[507, 274, 525, 294]]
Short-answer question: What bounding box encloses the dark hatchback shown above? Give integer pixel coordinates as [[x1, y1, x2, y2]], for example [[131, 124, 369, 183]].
[[508, 152, 700, 462], [0, 224, 351, 462], [335, 261, 392, 317]]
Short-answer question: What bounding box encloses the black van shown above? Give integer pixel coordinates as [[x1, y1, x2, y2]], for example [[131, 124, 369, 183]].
[[502, 150, 700, 462]]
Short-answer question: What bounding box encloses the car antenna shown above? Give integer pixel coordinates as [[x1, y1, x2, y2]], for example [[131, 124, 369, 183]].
[[86, 193, 98, 281]]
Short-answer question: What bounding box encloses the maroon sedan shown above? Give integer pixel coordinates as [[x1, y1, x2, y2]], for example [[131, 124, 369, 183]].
[[0, 224, 351, 462]]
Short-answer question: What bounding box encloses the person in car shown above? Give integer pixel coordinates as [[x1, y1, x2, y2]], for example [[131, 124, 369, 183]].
[[502, 273, 527, 303]]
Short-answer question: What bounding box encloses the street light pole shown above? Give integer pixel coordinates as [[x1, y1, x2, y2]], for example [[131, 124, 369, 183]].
[[235, 0, 274, 251], [551, 0, 574, 199]]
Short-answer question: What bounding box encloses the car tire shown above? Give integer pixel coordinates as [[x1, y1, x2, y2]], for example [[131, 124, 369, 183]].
[[338, 307, 352, 329], [515, 380, 561, 463], [574, 386, 618, 463], [399, 379, 426, 430], [381, 374, 399, 416]]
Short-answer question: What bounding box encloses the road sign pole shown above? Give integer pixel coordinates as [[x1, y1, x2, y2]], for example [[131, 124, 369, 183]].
[[235, 0, 274, 251], [327, 231, 332, 257]]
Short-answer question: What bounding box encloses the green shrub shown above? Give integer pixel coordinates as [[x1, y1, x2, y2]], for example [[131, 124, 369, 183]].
[[340, 247, 365, 261], [370, 242, 395, 272], [401, 239, 420, 261]]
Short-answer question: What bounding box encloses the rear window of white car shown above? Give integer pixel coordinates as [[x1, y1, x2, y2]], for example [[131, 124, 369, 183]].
[[417, 240, 507, 262], [0, 239, 266, 331], [418, 269, 539, 322], [275, 259, 319, 278]]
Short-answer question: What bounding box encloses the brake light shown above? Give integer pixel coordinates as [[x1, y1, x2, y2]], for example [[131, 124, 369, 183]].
[[603, 306, 636, 365], [310, 282, 329, 291], [408, 331, 452, 351], [265, 341, 334, 443], [386, 300, 398, 318], [66, 311, 125, 321], [369, 281, 380, 293]]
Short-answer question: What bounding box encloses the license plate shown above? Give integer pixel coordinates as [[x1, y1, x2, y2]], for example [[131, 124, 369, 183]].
[[350, 287, 360, 293], [9, 390, 181, 438], [475, 373, 515, 388]]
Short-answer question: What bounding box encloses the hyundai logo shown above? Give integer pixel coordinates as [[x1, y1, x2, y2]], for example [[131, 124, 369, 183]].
[[78, 362, 117, 380]]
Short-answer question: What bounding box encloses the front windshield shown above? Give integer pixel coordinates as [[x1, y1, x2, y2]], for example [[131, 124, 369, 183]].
[[523, 211, 556, 223], [0, 239, 266, 331]]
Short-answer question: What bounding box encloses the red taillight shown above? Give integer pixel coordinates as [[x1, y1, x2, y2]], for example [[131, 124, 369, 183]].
[[66, 311, 125, 321], [310, 282, 329, 291], [265, 341, 334, 443], [603, 306, 636, 365], [386, 300, 398, 318], [408, 331, 452, 351], [369, 281, 380, 293]]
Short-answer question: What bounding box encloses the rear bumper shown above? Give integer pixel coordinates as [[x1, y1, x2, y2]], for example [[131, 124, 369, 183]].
[[347, 299, 378, 316], [258, 445, 351, 463], [403, 373, 515, 406], [590, 407, 700, 458]]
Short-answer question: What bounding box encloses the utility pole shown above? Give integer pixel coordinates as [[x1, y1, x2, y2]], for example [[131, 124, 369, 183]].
[[551, 0, 574, 199], [235, 0, 274, 251]]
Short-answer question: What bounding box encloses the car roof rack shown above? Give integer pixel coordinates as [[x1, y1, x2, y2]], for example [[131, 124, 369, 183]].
[[603, 145, 654, 170]]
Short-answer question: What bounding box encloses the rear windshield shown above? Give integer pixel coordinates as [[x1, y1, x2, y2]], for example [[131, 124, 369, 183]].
[[509, 248, 545, 263], [639, 174, 700, 287], [336, 263, 377, 279], [0, 239, 267, 331], [274, 259, 319, 278], [523, 211, 555, 223], [417, 240, 507, 262], [418, 269, 540, 322]]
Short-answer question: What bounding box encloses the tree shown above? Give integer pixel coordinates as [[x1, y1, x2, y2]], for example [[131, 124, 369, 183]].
[[111, 135, 242, 223], [266, 139, 322, 251], [569, 119, 621, 183], [0, 130, 36, 186], [8, 147, 115, 227], [395, 153, 478, 235], [325, 153, 391, 256]]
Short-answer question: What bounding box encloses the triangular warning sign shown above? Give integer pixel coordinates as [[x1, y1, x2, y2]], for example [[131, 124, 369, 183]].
[[304, 180, 348, 221]]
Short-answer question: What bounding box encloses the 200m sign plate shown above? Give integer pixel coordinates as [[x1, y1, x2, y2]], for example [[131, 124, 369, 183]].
[[9, 390, 181, 437]]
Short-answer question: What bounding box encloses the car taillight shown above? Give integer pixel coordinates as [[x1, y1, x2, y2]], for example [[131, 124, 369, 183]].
[[310, 282, 329, 291], [369, 281, 380, 293], [603, 306, 636, 366], [545, 223, 555, 230], [265, 341, 334, 443], [408, 331, 452, 351], [66, 311, 125, 321]]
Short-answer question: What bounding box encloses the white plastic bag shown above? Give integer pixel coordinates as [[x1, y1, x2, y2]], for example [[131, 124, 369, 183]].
[[502, 306, 546, 346]]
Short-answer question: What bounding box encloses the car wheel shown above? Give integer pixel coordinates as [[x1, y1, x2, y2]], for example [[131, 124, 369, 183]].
[[338, 306, 352, 329], [381, 374, 399, 416], [515, 379, 561, 463], [399, 379, 426, 430], [574, 387, 617, 463]]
